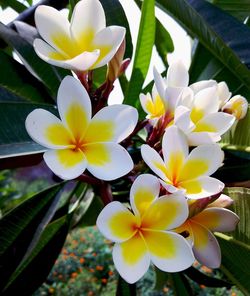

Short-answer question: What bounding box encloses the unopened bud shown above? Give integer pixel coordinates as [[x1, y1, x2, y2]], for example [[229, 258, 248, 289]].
[[107, 39, 129, 82], [222, 95, 248, 120], [208, 194, 234, 208]]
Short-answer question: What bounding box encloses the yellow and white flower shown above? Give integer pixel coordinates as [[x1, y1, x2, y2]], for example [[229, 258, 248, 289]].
[[25, 76, 138, 180], [175, 85, 235, 146], [33, 0, 125, 71], [139, 85, 165, 121], [141, 126, 224, 199], [175, 205, 239, 268], [97, 174, 194, 283], [222, 95, 248, 120]]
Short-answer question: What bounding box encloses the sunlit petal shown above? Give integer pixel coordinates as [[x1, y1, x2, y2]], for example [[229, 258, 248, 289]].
[[70, 0, 105, 43], [25, 108, 72, 149], [35, 5, 71, 56], [130, 174, 160, 217], [187, 131, 221, 146], [96, 201, 138, 243], [141, 144, 169, 181], [217, 81, 231, 108], [179, 176, 224, 199], [84, 104, 138, 143], [92, 26, 126, 68], [193, 208, 239, 232], [143, 230, 194, 272], [191, 221, 221, 268], [153, 66, 166, 101], [43, 148, 87, 180], [84, 143, 134, 181], [113, 233, 150, 283], [194, 112, 235, 134], [174, 105, 195, 134], [142, 193, 188, 230], [179, 144, 224, 182], [167, 60, 189, 88], [189, 80, 216, 95], [57, 76, 91, 140]]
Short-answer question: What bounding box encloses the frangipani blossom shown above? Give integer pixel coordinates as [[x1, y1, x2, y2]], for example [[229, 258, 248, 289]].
[[97, 174, 194, 283], [139, 85, 165, 121], [33, 0, 125, 71], [25, 76, 138, 180], [175, 206, 239, 268], [222, 95, 248, 120], [141, 126, 224, 199], [175, 85, 235, 145]]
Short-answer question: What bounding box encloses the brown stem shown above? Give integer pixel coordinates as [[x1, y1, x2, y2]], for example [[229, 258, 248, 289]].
[[122, 119, 149, 148], [98, 182, 113, 205], [75, 71, 89, 92]]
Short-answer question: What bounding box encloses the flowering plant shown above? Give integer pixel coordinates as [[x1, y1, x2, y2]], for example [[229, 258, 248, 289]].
[[0, 0, 249, 295]]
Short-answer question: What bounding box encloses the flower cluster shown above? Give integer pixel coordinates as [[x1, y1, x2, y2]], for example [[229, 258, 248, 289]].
[[25, 0, 247, 286]]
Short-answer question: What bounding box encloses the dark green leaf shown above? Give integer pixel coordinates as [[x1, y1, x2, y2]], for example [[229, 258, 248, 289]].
[[124, 0, 155, 109], [0, 0, 27, 13], [169, 272, 193, 296], [0, 102, 57, 158], [0, 23, 69, 99], [100, 0, 133, 59], [116, 276, 136, 296], [3, 215, 71, 296], [0, 183, 64, 292], [0, 51, 50, 103], [156, 0, 250, 93], [213, 0, 250, 22]]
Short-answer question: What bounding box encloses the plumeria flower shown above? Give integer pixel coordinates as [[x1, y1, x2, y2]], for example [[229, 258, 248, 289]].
[[25, 76, 138, 180], [175, 203, 239, 268], [141, 125, 224, 199], [33, 0, 125, 71], [174, 85, 235, 145], [97, 174, 194, 283], [139, 85, 165, 122], [222, 95, 248, 120]]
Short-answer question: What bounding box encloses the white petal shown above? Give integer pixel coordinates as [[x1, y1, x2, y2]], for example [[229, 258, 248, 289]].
[[130, 174, 160, 216], [153, 67, 166, 100], [195, 208, 239, 232], [113, 236, 150, 283], [189, 80, 217, 94], [96, 201, 137, 243], [162, 126, 189, 165], [35, 5, 71, 56], [70, 0, 106, 43], [174, 106, 195, 134], [25, 108, 71, 149], [143, 230, 194, 272], [34, 39, 100, 71], [178, 87, 194, 108], [57, 76, 91, 139], [192, 222, 221, 268], [141, 144, 168, 181], [217, 81, 231, 108], [139, 93, 152, 115], [179, 144, 224, 180], [92, 26, 126, 68], [164, 86, 183, 112], [187, 132, 221, 146], [167, 60, 189, 88], [85, 104, 138, 143], [44, 148, 87, 180], [85, 143, 134, 181], [180, 176, 224, 200], [195, 112, 235, 135], [193, 86, 220, 115]]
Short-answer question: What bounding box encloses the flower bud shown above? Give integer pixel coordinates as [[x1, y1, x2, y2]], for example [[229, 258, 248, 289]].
[[208, 194, 234, 208], [222, 95, 248, 120]]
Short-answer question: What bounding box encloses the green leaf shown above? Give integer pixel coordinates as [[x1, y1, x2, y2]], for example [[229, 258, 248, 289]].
[[169, 273, 192, 296], [215, 187, 250, 294], [223, 187, 250, 245], [0, 102, 57, 158], [0, 183, 64, 292], [155, 19, 174, 66], [2, 215, 71, 296], [212, 0, 250, 22], [156, 0, 250, 93], [220, 106, 250, 152], [0, 0, 27, 13], [0, 51, 50, 103], [0, 23, 69, 99], [100, 0, 133, 59], [124, 0, 155, 108], [217, 233, 250, 295], [116, 276, 136, 296]]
